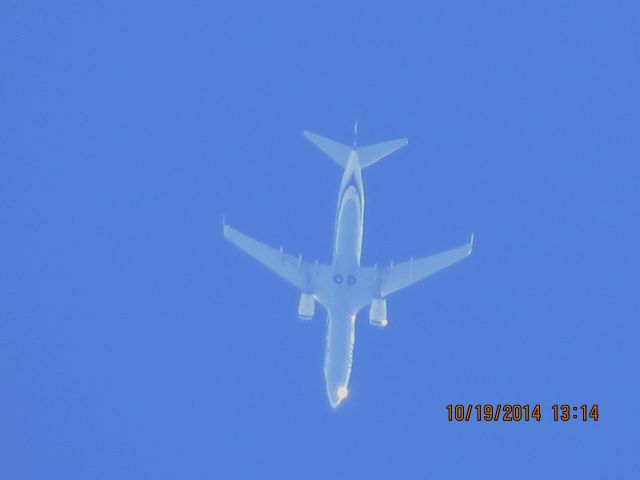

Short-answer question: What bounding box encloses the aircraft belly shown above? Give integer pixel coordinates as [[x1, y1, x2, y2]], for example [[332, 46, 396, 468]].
[[334, 189, 363, 268], [323, 312, 356, 408]]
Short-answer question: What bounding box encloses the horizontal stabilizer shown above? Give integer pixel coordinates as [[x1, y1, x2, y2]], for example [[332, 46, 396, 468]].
[[304, 129, 408, 170], [358, 138, 408, 169], [303, 130, 352, 168]]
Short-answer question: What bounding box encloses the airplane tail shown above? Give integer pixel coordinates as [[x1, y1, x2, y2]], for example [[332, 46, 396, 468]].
[[357, 137, 409, 169], [303, 129, 408, 170]]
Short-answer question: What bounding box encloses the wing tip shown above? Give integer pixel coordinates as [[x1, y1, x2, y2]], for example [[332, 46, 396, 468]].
[[222, 214, 230, 237], [468, 232, 475, 254]]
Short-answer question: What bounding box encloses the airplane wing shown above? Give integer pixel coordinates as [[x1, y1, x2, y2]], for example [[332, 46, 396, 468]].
[[223, 222, 329, 293], [371, 235, 474, 297]]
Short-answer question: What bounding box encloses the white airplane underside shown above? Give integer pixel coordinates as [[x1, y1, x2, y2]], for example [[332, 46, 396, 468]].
[[224, 127, 473, 408]]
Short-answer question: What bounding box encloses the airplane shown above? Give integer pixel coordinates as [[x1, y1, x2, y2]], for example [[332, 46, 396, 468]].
[[223, 125, 473, 408]]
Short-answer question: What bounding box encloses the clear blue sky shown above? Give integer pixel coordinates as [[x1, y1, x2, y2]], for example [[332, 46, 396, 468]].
[[2, 1, 639, 478]]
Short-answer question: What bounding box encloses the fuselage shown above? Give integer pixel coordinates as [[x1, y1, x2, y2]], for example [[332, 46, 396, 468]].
[[224, 130, 442, 408], [324, 150, 365, 408]]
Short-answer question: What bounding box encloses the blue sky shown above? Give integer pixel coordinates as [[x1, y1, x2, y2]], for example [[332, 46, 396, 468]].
[[2, 1, 639, 478]]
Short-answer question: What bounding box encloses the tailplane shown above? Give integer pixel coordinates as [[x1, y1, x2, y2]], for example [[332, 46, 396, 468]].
[[304, 129, 408, 169], [303, 130, 352, 168], [357, 137, 409, 168]]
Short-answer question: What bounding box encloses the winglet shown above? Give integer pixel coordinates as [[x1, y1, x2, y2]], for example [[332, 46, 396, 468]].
[[468, 232, 475, 254], [222, 215, 229, 236]]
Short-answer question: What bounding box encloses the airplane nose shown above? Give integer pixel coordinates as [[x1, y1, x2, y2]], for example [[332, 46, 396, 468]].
[[326, 382, 349, 409]]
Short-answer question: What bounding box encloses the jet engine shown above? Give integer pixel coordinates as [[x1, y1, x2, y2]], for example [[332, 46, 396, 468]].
[[369, 298, 388, 327], [298, 293, 315, 320]]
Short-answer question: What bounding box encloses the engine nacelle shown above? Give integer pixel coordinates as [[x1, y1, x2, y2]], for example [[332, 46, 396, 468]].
[[298, 293, 315, 320], [369, 298, 388, 327]]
